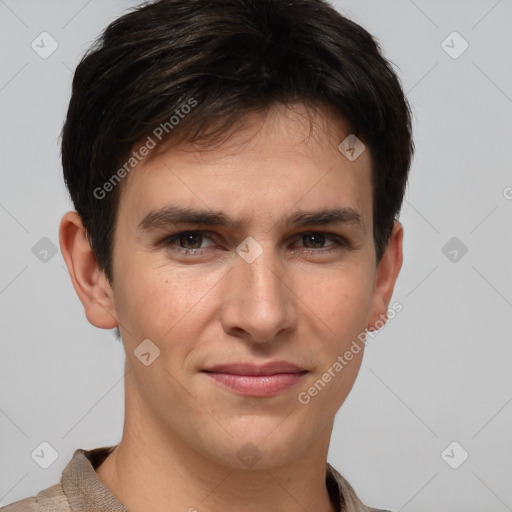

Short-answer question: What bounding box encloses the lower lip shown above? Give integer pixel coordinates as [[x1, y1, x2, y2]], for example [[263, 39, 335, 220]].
[[203, 371, 307, 397]]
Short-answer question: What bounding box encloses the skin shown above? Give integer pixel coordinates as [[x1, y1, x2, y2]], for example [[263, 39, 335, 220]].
[[59, 102, 403, 512]]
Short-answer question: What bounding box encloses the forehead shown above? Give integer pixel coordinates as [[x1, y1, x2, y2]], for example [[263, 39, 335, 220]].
[[117, 103, 373, 232]]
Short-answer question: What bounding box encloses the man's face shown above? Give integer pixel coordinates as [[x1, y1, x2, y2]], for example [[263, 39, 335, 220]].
[[108, 103, 391, 469]]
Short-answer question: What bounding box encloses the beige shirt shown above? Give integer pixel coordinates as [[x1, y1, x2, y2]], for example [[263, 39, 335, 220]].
[[0, 446, 391, 512]]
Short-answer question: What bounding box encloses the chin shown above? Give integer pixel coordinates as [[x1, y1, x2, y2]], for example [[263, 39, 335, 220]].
[[225, 424, 310, 470]]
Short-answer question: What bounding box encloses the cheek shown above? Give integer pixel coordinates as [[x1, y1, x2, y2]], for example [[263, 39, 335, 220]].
[[113, 258, 222, 348], [302, 265, 374, 341], [295, 264, 372, 406]]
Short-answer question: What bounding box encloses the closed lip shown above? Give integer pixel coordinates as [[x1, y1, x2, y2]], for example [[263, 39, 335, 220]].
[[201, 361, 307, 376]]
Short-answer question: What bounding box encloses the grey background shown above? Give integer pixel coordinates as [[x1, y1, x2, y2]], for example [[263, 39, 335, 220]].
[[1, 1, 511, 511]]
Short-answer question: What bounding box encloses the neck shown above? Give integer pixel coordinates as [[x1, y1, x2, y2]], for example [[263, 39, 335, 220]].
[[96, 373, 337, 512]]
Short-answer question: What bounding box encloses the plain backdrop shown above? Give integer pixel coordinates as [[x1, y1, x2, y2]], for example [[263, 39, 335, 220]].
[[1, 1, 511, 511]]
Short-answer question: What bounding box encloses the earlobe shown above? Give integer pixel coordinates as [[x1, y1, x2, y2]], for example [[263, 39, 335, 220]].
[[59, 211, 118, 329], [367, 220, 404, 331]]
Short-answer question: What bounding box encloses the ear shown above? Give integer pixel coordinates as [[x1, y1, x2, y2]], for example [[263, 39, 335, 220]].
[[59, 211, 118, 329], [367, 220, 403, 331]]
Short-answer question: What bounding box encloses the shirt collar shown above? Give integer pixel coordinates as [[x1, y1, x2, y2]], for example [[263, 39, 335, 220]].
[[61, 446, 126, 512]]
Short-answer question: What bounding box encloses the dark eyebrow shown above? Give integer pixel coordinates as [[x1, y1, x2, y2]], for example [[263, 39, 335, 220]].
[[285, 208, 364, 230], [137, 206, 364, 233]]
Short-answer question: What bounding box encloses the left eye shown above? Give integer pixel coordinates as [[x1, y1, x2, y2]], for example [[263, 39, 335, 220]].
[[291, 232, 350, 255], [298, 232, 335, 249]]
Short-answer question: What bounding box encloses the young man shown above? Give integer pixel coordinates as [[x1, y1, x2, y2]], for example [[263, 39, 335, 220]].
[[1, 0, 413, 510]]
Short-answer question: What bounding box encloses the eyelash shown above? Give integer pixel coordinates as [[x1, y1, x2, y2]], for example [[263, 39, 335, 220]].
[[161, 231, 351, 256]]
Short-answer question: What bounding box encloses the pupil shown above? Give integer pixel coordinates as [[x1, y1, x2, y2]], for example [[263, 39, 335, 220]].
[[181, 232, 202, 249], [305, 233, 324, 248]]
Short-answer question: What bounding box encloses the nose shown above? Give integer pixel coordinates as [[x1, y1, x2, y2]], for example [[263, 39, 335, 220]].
[[219, 245, 297, 345]]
